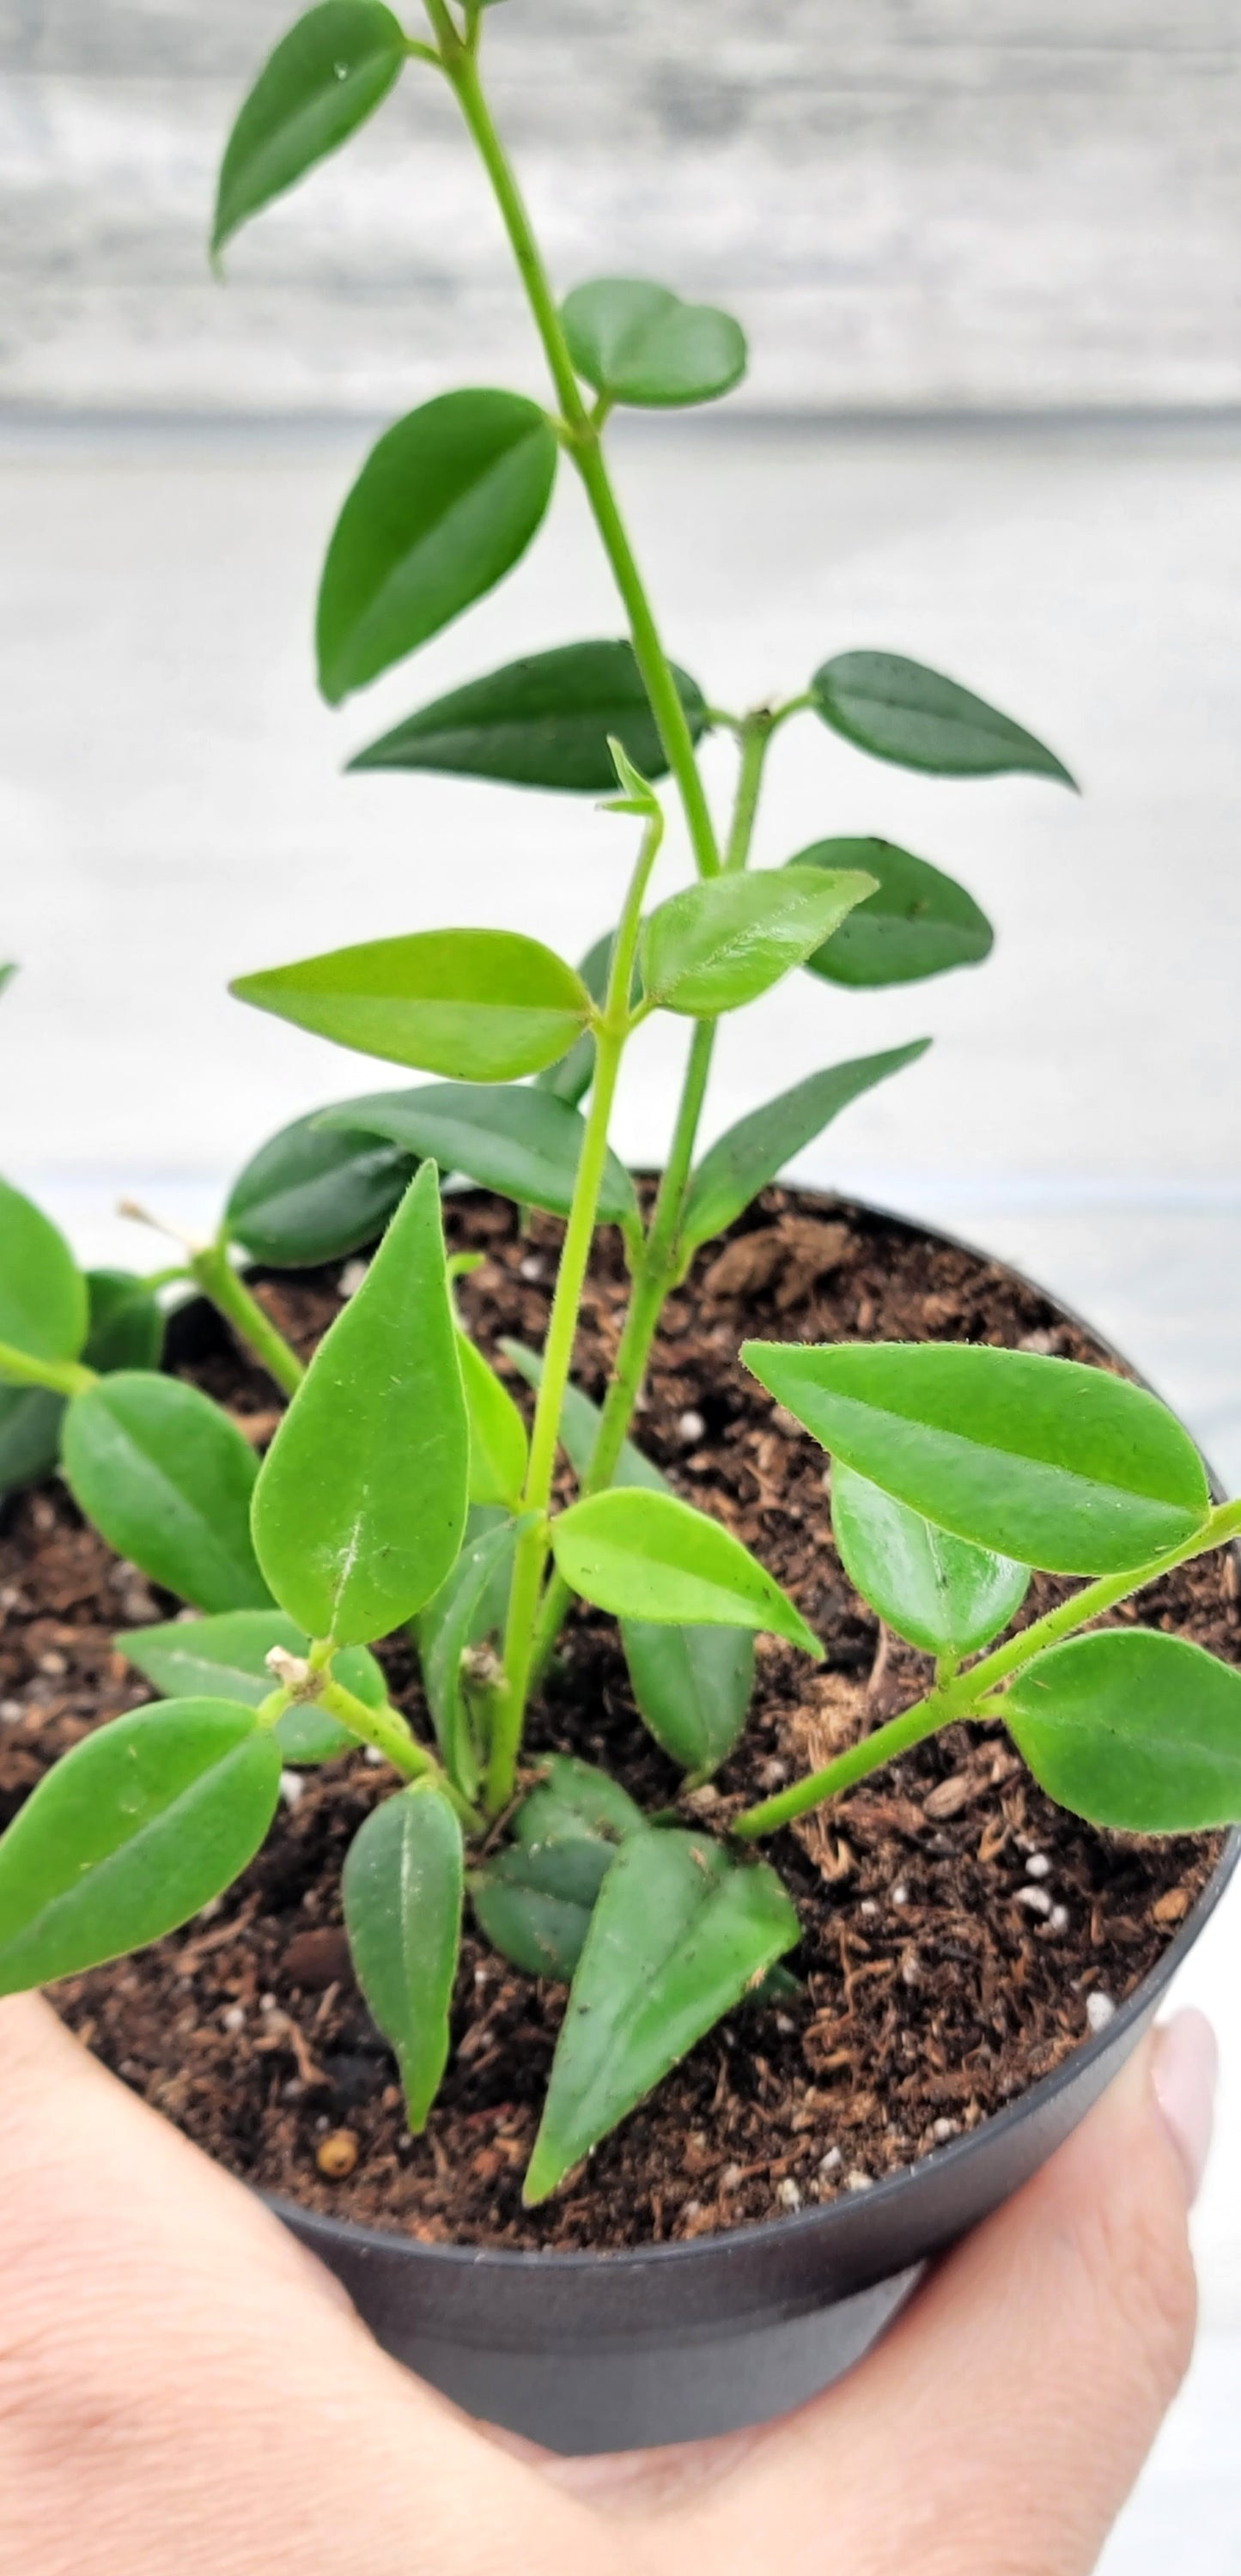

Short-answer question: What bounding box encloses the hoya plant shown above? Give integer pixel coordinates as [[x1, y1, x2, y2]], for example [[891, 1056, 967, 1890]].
[[2, 3, 1239, 2207]]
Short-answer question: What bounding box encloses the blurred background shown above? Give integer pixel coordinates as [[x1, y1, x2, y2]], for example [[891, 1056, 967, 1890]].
[[3, 6, 1239, 2560]]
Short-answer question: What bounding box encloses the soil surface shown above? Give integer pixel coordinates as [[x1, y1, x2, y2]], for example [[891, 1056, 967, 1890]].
[[1, 1188, 1234, 2252]]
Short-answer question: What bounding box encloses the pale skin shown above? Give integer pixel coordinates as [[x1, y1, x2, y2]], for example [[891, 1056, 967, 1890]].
[[0, 1996, 1216, 2576]]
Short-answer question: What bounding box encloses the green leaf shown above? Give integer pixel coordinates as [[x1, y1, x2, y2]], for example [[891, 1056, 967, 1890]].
[[211, 0, 406, 257], [114, 1608, 386, 1765], [562, 279, 747, 410], [812, 653, 1075, 786], [225, 1109, 414, 1267], [413, 1503, 512, 1661], [680, 1042, 929, 1253], [551, 1488, 822, 1656], [0, 1267, 164, 1504], [319, 1083, 638, 1228], [792, 839, 994, 989], [253, 1165, 468, 1645], [534, 930, 611, 1108], [519, 1753, 646, 1848], [1006, 1630, 1241, 1833], [0, 1388, 63, 1502], [742, 1341, 1211, 1577], [421, 1515, 520, 1800], [524, 1829, 798, 2202], [501, 1340, 666, 1493], [470, 1754, 645, 1982], [0, 1176, 87, 1367], [316, 391, 559, 703], [0, 964, 15, 999], [455, 1333, 527, 1510], [62, 1374, 271, 1612], [0, 1700, 283, 1996], [349, 640, 707, 793], [232, 929, 591, 1084], [342, 1783, 463, 2129], [639, 866, 875, 1018], [831, 1461, 1029, 1658], [621, 1621, 754, 1777]]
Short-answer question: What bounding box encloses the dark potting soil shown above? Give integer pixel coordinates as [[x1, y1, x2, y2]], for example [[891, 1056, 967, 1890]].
[[0, 1188, 1233, 2253]]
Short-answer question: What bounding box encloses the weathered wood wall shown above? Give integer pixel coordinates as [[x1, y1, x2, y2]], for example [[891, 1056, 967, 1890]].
[[4, 1, 1240, 413]]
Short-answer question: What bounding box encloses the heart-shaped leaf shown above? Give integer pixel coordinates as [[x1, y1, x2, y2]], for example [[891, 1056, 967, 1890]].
[[831, 1461, 1029, 1659], [743, 1341, 1210, 1577], [233, 929, 591, 1084], [319, 1084, 638, 1228], [793, 839, 994, 988], [421, 1514, 520, 1800], [349, 640, 707, 792], [621, 1620, 754, 1777], [1007, 1631, 1241, 1832], [552, 1488, 822, 1656], [0, 1700, 283, 1996], [211, 0, 406, 256], [457, 1334, 528, 1510], [680, 1042, 929, 1253], [524, 1829, 798, 2202], [0, 1176, 87, 1367], [470, 1754, 645, 1981], [562, 278, 747, 409], [62, 1373, 271, 1612], [253, 1165, 468, 1646], [639, 866, 875, 1018], [226, 1109, 414, 1267], [343, 1783, 463, 2129], [812, 653, 1075, 786], [317, 391, 558, 702], [115, 1608, 386, 1765]]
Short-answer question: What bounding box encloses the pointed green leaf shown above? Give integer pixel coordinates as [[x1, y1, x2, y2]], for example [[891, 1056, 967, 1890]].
[[620, 1621, 754, 1777], [681, 1042, 929, 1253], [562, 279, 747, 409], [211, 0, 406, 257], [470, 1754, 644, 1982], [0, 1701, 283, 1996], [421, 1515, 520, 1800], [0, 1176, 87, 1367], [519, 1753, 646, 1848], [831, 1461, 1029, 1658], [349, 639, 707, 793], [792, 838, 994, 988], [226, 1109, 414, 1267], [343, 1783, 463, 2129], [253, 1165, 468, 1645], [115, 1608, 386, 1765], [552, 1488, 821, 1656], [316, 391, 559, 703], [62, 1373, 271, 1612], [639, 866, 875, 1018], [233, 929, 591, 1084], [1007, 1631, 1241, 1832], [743, 1341, 1210, 1577], [525, 1830, 798, 2201], [812, 652, 1075, 786], [457, 1333, 527, 1509], [319, 1084, 638, 1228]]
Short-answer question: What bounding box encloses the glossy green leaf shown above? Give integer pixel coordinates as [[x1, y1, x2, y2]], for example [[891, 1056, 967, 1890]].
[[639, 866, 875, 1018], [457, 1333, 527, 1510], [421, 1515, 520, 1800], [1006, 1630, 1241, 1832], [535, 930, 611, 1108], [520, 1753, 646, 1848], [525, 1829, 799, 2202], [342, 1783, 463, 2129], [743, 1341, 1211, 1577], [115, 1609, 386, 1765], [62, 1373, 271, 1612], [233, 929, 590, 1084], [349, 640, 707, 793], [0, 1267, 164, 1504], [562, 279, 747, 409], [0, 1700, 282, 1996], [225, 1109, 414, 1267], [414, 1503, 511, 1657], [552, 1488, 822, 1656], [0, 1176, 87, 1367], [793, 838, 994, 988], [253, 1164, 468, 1645], [812, 653, 1075, 786], [621, 1620, 754, 1777], [211, 0, 406, 256], [680, 1042, 929, 1253], [320, 1084, 638, 1229], [831, 1461, 1029, 1658], [317, 392, 559, 703], [470, 1754, 644, 1981]]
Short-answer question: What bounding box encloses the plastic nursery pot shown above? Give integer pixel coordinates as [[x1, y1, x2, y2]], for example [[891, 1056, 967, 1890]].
[[252, 1206, 1238, 2458]]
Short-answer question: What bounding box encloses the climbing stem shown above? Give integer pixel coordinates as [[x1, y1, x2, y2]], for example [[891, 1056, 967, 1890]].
[[191, 1242, 305, 1399]]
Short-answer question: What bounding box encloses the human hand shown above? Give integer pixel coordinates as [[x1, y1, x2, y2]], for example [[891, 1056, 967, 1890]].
[[0, 1994, 1214, 2576]]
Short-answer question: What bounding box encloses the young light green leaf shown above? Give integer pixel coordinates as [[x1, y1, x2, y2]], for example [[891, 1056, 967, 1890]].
[[457, 1333, 528, 1509], [470, 1754, 645, 1982], [0, 1701, 282, 1996], [1006, 1631, 1241, 1832], [551, 1488, 822, 1656], [253, 1164, 468, 1645], [316, 392, 559, 703], [349, 640, 707, 793], [0, 1267, 164, 1504], [343, 1783, 463, 2129], [680, 1042, 929, 1254], [562, 279, 747, 410], [232, 930, 591, 1084], [831, 1461, 1029, 1659], [0, 1176, 87, 1367], [421, 1515, 520, 1799], [225, 1109, 414, 1267], [743, 1341, 1210, 1577], [62, 1373, 271, 1612], [319, 1084, 638, 1228], [621, 1621, 754, 1777], [639, 866, 875, 1018], [524, 1830, 798, 2202], [211, 0, 406, 257], [792, 839, 994, 988], [115, 1609, 386, 1765], [812, 653, 1075, 786]]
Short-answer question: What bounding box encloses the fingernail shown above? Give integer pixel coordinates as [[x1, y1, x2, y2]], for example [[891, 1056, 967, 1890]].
[[1152, 2009, 1218, 2203]]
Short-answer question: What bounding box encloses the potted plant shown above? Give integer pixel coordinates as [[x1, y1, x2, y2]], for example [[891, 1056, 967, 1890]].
[[0, 0, 1237, 2457]]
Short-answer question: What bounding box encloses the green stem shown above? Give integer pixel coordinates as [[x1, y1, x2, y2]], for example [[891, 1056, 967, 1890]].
[[318, 1677, 478, 1826], [723, 714, 773, 871], [0, 1340, 95, 1399], [191, 1243, 305, 1400]]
